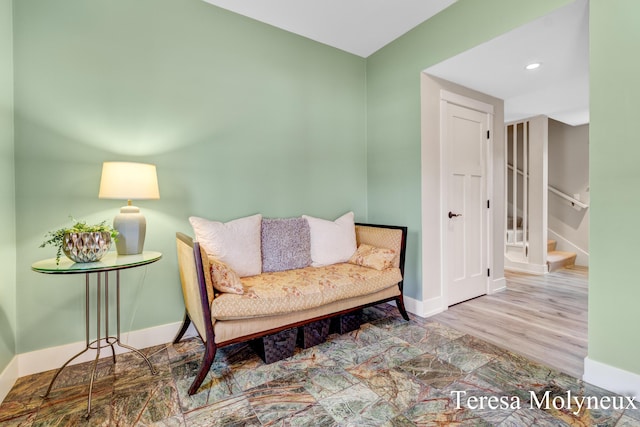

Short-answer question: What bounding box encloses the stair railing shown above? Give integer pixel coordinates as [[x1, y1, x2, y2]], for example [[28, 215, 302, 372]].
[[507, 164, 589, 210], [547, 186, 588, 209]]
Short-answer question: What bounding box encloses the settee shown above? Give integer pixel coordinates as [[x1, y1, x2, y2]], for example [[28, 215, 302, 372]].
[[174, 212, 409, 395]]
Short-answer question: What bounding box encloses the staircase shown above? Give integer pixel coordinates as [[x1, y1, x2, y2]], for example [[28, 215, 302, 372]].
[[547, 240, 577, 272]]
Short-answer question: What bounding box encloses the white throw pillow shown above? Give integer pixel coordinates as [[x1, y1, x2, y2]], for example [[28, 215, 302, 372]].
[[189, 214, 262, 277], [302, 212, 357, 267]]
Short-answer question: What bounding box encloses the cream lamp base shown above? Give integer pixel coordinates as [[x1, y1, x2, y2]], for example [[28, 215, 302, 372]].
[[113, 205, 146, 255]]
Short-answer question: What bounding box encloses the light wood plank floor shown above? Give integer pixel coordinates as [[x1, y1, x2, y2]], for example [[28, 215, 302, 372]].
[[431, 266, 588, 379]]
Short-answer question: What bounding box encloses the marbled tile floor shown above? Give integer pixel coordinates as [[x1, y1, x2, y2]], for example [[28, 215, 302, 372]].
[[1, 304, 639, 426]]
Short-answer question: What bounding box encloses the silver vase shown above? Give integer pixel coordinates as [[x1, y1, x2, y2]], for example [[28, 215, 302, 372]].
[[62, 232, 112, 263]]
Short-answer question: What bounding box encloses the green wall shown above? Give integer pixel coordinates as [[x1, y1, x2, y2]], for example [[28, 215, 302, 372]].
[[13, 0, 366, 353], [366, 0, 572, 300], [8, 0, 640, 385], [0, 0, 16, 373], [588, 0, 640, 375]]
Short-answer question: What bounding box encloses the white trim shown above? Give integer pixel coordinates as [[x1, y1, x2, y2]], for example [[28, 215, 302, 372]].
[[441, 89, 495, 114], [504, 264, 548, 275], [584, 357, 640, 401], [402, 295, 427, 318], [17, 321, 197, 378], [395, 293, 445, 319], [485, 109, 495, 300], [421, 295, 447, 318], [504, 258, 549, 275], [490, 277, 507, 294], [484, 112, 498, 294], [438, 97, 448, 308], [384, 298, 429, 319], [0, 356, 19, 403]]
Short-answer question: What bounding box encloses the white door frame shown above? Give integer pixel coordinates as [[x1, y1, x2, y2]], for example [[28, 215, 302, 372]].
[[439, 89, 494, 310]]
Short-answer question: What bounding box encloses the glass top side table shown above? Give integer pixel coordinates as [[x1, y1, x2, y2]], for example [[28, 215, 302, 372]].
[[32, 251, 162, 419]]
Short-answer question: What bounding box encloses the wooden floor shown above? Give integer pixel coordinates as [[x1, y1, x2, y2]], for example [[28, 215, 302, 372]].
[[431, 266, 588, 379]]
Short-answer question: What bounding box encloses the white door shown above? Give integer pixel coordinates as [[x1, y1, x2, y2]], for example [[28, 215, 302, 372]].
[[444, 102, 489, 306]]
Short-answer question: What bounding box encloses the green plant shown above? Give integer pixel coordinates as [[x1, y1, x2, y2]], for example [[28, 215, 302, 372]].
[[40, 217, 119, 264]]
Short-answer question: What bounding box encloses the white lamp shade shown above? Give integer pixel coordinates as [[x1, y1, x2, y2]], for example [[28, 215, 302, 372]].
[[98, 162, 160, 200]]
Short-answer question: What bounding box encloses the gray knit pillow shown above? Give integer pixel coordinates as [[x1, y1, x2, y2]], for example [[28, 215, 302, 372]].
[[261, 218, 312, 273]]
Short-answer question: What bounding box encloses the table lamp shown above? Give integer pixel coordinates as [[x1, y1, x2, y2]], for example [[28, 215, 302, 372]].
[[98, 162, 160, 255]]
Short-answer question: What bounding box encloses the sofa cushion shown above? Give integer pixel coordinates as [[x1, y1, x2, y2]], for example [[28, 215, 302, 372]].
[[212, 286, 401, 343], [355, 225, 403, 268], [189, 214, 262, 277], [261, 218, 311, 273], [209, 257, 244, 294], [348, 244, 396, 271], [302, 212, 357, 267], [209, 263, 402, 320]]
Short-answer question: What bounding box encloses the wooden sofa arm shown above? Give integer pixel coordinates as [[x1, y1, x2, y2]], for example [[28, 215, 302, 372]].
[[355, 223, 408, 292], [175, 232, 214, 344]]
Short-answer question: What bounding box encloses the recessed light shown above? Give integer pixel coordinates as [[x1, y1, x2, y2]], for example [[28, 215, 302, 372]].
[[525, 62, 541, 70]]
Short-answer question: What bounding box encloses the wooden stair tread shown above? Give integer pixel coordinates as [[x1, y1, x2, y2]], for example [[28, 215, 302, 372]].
[[547, 251, 576, 262], [547, 250, 577, 272]]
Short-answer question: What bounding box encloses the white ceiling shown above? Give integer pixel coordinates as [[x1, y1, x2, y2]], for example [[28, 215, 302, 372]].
[[201, 0, 457, 58], [426, 0, 589, 126], [201, 0, 589, 126]]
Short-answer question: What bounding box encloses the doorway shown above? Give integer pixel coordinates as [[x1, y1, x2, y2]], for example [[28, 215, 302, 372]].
[[419, 73, 504, 317], [441, 94, 492, 305]]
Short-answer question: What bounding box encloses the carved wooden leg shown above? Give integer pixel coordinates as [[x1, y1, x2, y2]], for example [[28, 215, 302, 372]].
[[395, 295, 410, 321], [173, 311, 192, 344], [188, 338, 217, 396]]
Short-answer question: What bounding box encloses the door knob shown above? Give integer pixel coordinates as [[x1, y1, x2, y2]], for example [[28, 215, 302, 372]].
[[448, 211, 462, 219]]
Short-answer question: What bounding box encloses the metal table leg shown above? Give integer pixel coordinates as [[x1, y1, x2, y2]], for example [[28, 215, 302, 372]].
[[40, 273, 93, 400], [85, 274, 102, 418], [115, 271, 158, 375], [42, 269, 158, 419]]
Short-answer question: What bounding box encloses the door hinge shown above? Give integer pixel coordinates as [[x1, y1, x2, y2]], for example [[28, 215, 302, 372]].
[[487, 200, 490, 209], [487, 268, 491, 277], [487, 130, 490, 139]]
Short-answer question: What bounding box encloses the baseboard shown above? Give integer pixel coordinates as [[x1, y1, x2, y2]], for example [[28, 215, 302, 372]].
[[383, 295, 443, 319], [490, 277, 506, 293], [0, 356, 19, 403], [583, 357, 640, 401], [402, 295, 427, 318], [17, 321, 198, 378], [504, 259, 549, 275], [420, 295, 446, 318], [405, 280, 505, 318]]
